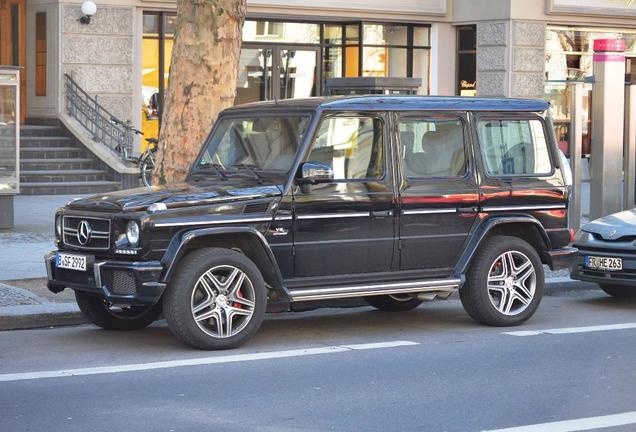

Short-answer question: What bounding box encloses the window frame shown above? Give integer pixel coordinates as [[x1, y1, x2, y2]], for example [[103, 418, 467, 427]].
[[474, 113, 556, 179], [396, 112, 471, 181], [302, 112, 388, 183]]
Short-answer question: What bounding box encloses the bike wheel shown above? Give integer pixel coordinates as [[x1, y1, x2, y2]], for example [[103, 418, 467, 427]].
[[140, 153, 155, 187]]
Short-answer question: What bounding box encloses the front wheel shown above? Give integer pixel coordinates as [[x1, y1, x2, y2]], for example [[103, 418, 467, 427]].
[[163, 248, 266, 350], [600, 284, 636, 298], [75, 291, 162, 330], [460, 236, 544, 326]]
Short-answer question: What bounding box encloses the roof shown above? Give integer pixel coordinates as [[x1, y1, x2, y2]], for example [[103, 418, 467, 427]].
[[226, 95, 550, 113]]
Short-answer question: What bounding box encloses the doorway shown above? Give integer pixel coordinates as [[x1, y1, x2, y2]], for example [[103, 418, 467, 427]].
[[236, 45, 320, 105], [0, 0, 25, 122]]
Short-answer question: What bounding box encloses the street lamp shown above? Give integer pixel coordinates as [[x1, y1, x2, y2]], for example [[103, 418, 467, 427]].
[[79, 1, 97, 25]]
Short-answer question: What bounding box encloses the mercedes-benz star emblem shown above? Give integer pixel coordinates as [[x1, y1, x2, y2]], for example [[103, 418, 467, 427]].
[[77, 220, 92, 245]]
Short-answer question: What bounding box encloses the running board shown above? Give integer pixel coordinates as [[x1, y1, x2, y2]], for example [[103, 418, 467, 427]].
[[288, 278, 461, 302]]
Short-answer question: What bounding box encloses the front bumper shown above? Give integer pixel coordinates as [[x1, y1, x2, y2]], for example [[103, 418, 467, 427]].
[[570, 248, 636, 287], [45, 251, 166, 305], [545, 246, 578, 270]]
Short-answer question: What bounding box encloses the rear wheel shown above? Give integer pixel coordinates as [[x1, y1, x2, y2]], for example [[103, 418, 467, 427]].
[[163, 248, 266, 350], [364, 294, 422, 311], [600, 284, 636, 298], [460, 236, 543, 326], [75, 291, 161, 330]]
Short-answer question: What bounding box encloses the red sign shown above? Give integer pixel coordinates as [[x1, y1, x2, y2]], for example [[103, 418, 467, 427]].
[[593, 39, 626, 52]]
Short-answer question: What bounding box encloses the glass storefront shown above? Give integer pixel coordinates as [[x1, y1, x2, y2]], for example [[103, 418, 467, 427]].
[[545, 25, 636, 156], [141, 15, 432, 141], [141, 12, 175, 148]]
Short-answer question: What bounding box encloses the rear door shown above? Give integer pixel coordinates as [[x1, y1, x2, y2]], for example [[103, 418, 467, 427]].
[[395, 112, 479, 276]]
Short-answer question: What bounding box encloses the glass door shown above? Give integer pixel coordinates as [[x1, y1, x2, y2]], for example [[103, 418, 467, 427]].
[[278, 47, 319, 100], [236, 47, 273, 105], [236, 45, 319, 104]]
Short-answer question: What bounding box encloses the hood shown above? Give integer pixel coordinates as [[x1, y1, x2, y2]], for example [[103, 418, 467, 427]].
[[66, 180, 283, 212], [582, 209, 636, 240]]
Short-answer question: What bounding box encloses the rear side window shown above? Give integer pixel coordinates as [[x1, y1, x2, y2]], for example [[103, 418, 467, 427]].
[[478, 119, 552, 176], [398, 117, 466, 178]]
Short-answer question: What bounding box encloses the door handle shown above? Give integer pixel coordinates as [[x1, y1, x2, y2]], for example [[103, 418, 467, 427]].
[[457, 206, 478, 214], [370, 210, 393, 218]]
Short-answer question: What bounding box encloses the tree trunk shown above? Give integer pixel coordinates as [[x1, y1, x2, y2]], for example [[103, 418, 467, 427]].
[[152, 0, 247, 185]]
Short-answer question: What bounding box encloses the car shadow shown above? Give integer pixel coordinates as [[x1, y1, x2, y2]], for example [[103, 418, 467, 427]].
[[54, 301, 479, 356], [576, 295, 636, 311]]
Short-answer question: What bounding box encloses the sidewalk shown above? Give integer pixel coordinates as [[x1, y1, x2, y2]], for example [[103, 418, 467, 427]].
[[0, 195, 87, 329], [0, 194, 594, 331]]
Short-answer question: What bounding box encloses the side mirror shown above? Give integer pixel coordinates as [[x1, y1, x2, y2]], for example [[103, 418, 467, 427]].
[[297, 161, 334, 184]]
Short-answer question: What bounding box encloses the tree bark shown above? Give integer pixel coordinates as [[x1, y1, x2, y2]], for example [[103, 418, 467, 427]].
[[152, 0, 247, 185]]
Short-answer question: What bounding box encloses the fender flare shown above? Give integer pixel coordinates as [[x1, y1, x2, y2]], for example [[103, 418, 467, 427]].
[[160, 226, 284, 292], [453, 215, 551, 277]]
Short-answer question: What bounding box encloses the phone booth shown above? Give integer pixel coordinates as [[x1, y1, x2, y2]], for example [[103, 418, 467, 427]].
[[0, 67, 20, 229]]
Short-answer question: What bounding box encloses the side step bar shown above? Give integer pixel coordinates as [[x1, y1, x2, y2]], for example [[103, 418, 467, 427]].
[[288, 278, 461, 302]]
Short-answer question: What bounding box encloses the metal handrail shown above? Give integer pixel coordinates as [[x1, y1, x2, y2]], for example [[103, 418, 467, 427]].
[[64, 73, 133, 158]]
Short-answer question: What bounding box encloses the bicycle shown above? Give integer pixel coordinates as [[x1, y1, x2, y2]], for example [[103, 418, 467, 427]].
[[110, 117, 158, 187]]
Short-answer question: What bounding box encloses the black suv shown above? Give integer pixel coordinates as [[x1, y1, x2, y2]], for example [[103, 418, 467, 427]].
[[46, 96, 576, 349]]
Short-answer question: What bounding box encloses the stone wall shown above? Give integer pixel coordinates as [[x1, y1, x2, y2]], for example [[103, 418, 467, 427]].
[[476, 20, 546, 98], [61, 5, 134, 121]]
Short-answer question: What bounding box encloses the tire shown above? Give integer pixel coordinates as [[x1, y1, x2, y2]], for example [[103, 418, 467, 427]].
[[140, 153, 155, 187], [600, 284, 636, 298], [163, 248, 266, 350], [459, 235, 544, 326], [75, 290, 162, 331], [365, 294, 423, 311]]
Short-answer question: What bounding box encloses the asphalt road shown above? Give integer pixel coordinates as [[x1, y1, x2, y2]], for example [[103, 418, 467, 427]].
[[1, 286, 636, 432]]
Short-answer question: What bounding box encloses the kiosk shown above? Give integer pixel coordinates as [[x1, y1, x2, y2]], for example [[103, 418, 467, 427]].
[[0, 67, 20, 229]]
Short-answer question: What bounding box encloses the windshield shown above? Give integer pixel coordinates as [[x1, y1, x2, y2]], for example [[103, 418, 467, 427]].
[[194, 114, 312, 175]]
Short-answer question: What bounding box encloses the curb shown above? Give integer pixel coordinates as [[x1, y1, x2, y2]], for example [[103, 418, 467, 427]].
[[0, 277, 601, 331], [0, 303, 87, 331]]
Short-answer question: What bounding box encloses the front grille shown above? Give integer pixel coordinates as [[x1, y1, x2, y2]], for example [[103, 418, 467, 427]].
[[63, 216, 111, 250], [111, 270, 137, 296]]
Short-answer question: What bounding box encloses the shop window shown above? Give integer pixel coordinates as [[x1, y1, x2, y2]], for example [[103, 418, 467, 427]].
[[35, 12, 46, 96], [456, 26, 476, 96]]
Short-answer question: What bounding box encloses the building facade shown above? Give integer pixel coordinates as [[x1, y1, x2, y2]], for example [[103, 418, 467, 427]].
[[1, 0, 635, 154]]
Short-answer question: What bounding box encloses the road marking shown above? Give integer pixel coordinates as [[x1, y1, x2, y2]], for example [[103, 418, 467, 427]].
[[483, 411, 636, 432], [503, 322, 636, 337], [0, 340, 418, 383]]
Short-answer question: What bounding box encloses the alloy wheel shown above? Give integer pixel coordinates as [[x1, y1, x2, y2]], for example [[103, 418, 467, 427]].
[[486, 250, 536, 316], [190, 265, 256, 338]]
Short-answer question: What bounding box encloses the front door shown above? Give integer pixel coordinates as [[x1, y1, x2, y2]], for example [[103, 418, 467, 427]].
[[291, 112, 395, 278], [236, 44, 319, 105], [396, 112, 479, 276], [0, 0, 25, 122]]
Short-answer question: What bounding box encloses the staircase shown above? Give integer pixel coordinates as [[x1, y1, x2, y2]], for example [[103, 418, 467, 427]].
[[19, 122, 122, 195]]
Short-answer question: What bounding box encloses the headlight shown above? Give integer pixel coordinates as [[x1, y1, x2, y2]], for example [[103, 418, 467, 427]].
[[55, 215, 62, 239], [126, 221, 140, 246]]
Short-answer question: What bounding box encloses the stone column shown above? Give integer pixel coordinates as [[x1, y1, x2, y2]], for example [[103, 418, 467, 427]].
[[476, 20, 545, 98], [590, 39, 626, 220]]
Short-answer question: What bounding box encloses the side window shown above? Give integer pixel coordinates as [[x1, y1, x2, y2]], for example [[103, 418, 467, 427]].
[[399, 117, 466, 178], [307, 116, 384, 180], [478, 119, 552, 176]]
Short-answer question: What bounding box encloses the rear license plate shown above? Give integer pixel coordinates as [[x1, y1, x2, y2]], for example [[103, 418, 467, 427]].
[[56, 253, 87, 272], [585, 256, 622, 271]]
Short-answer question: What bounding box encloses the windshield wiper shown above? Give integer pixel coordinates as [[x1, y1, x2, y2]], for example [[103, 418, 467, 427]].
[[230, 164, 265, 182], [193, 163, 228, 180]]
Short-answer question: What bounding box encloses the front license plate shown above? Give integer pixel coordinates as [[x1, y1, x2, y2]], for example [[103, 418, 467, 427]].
[[56, 253, 87, 272], [586, 256, 623, 271]]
